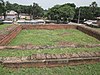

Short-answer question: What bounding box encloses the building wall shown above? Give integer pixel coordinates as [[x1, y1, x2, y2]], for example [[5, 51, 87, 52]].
[[6, 15, 17, 21], [97, 20, 100, 26], [0, 26, 22, 46]]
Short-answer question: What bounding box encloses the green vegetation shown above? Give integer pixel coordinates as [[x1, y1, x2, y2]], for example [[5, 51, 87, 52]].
[[0, 63, 100, 75], [1, 0, 44, 19], [0, 29, 97, 57], [9, 29, 100, 46], [0, 47, 100, 57], [0, 24, 12, 30], [46, 4, 75, 23]]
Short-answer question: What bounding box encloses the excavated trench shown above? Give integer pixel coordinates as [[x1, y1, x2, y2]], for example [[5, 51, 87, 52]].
[[0, 24, 100, 68]]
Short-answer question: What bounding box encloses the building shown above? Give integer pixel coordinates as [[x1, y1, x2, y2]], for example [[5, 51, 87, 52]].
[[97, 17, 100, 27], [0, 16, 4, 20], [5, 10, 18, 21], [19, 13, 31, 20], [17, 20, 45, 25]]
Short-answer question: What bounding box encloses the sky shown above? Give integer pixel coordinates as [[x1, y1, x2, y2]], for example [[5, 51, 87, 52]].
[[4, 0, 100, 9]]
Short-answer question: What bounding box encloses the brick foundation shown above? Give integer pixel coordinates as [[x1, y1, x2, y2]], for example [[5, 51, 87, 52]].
[[0, 52, 100, 68], [0, 24, 99, 46], [77, 25, 100, 40], [21, 24, 100, 40], [21, 24, 77, 30], [0, 24, 100, 68], [0, 25, 22, 46]]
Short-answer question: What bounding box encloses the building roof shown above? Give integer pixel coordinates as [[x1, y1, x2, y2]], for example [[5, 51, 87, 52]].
[[17, 20, 45, 23], [6, 10, 17, 15]]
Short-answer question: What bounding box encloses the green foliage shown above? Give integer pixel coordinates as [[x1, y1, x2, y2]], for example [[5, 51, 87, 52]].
[[74, 2, 100, 20], [32, 3, 44, 19], [0, 63, 100, 75], [0, 47, 100, 57], [1, 1, 44, 19], [90, 1, 98, 8], [2, 29, 99, 57], [74, 7, 95, 20], [46, 3, 75, 23], [0, 0, 5, 15]]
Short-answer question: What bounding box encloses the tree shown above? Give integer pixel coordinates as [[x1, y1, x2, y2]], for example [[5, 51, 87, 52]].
[[90, 1, 98, 15], [95, 7, 100, 17], [0, 0, 6, 19], [66, 3, 76, 8], [74, 7, 94, 20], [74, 2, 99, 22], [90, 1, 97, 7], [32, 3, 44, 19], [46, 4, 75, 23], [5, 1, 12, 11], [0, 0, 4, 15]]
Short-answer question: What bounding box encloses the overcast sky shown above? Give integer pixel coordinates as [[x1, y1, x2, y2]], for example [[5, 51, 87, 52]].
[[4, 0, 100, 9]]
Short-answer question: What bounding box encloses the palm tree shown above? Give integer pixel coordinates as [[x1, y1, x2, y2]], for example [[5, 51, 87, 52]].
[[90, 1, 98, 14], [90, 1, 97, 7]]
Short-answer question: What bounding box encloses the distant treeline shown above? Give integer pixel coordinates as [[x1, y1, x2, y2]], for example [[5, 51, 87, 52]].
[[0, 0, 100, 22]]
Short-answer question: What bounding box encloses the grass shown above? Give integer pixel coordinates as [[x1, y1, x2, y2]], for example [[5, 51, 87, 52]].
[[9, 29, 100, 46], [0, 47, 100, 57], [0, 28, 100, 75], [0, 24, 12, 30], [0, 29, 97, 57], [0, 63, 100, 75]]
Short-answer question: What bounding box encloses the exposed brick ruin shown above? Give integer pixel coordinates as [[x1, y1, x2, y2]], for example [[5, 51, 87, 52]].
[[0, 52, 100, 68], [0, 25, 22, 46], [21, 24, 77, 30], [0, 43, 100, 50], [0, 24, 100, 68], [21, 24, 100, 40], [77, 25, 100, 40], [0, 24, 100, 46]]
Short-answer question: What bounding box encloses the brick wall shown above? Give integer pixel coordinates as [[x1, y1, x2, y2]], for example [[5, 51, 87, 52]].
[[77, 25, 100, 40], [21, 24, 100, 40], [0, 52, 100, 68], [0, 25, 22, 46], [0, 24, 100, 68], [21, 24, 77, 30], [0, 24, 99, 46]]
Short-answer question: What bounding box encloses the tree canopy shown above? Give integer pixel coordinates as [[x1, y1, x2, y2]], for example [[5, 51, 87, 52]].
[[0, 0, 5, 15], [0, 0, 100, 22], [74, 1, 100, 21], [46, 3, 75, 23], [0, 0, 44, 19]]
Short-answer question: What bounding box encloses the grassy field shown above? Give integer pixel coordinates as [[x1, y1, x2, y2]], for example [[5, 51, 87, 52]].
[[0, 47, 100, 57], [0, 29, 97, 57], [0, 28, 100, 75], [0, 63, 100, 75], [9, 29, 100, 46], [0, 24, 12, 30]]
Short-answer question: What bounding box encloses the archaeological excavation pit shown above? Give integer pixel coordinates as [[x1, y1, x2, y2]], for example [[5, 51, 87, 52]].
[[0, 24, 100, 68]]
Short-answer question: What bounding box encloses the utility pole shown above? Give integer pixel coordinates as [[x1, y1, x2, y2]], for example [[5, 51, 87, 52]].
[[78, 9, 81, 24]]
